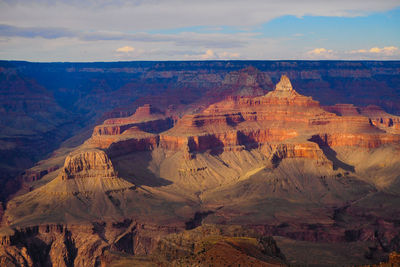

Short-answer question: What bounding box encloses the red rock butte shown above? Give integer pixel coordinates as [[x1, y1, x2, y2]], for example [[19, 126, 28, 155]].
[[87, 75, 400, 157], [2, 74, 400, 267]]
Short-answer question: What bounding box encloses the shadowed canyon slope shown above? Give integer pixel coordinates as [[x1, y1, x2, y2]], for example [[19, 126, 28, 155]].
[[1, 60, 400, 203], [1, 72, 400, 266]]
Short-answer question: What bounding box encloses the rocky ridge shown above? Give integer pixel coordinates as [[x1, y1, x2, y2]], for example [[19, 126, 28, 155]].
[[1, 74, 400, 266], [89, 75, 399, 157], [2, 61, 400, 205]]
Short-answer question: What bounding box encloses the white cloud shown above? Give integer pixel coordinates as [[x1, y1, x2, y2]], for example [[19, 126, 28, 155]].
[[350, 46, 399, 57], [116, 45, 134, 53], [369, 46, 398, 54], [351, 49, 368, 53], [201, 49, 216, 59], [307, 48, 333, 55], [1, 0, 399, 32], [184, 49, 241, 60], [305, 46, 400, 60], [0, 24, 248, 49], [369, 47, 382, 53], [219, 51, 240, 59], [0, 1, 399, 61], [306, 48, 335, 59]]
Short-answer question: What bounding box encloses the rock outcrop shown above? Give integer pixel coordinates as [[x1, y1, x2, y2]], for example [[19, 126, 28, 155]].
[[2, 149, 138, 227], [76, 75, 400, 176], [87, 104, 173, 149], [153, 224, 286, 266], [271, 74, 297, 96], [2, 73, 400, 267], [2, 61, 400, 207], [0, 220, 181, 267], [45, 149, 133, 193], [324, 104, 400, 134], [156, 75, 399, 157], [99, 224, 287, 266]]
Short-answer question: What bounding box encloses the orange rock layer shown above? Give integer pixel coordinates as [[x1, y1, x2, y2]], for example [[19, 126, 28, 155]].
[[324, 104, 400, 134], [311, 133, 400, 148], [87, 75, 400, 161]]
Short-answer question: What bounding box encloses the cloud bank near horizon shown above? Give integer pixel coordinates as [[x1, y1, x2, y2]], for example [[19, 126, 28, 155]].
[[0, 0, 399, 61]]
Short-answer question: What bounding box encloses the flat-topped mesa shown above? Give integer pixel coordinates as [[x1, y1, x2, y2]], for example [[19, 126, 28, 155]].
[[323, 104, 360, 116], [103, 104, 165, 125], [132, 104, 163, 120], [359, 106, 400, 132], [43, 149, 133, 193], [59, 149, 116, 180], [87, 103, 173, 149], [323, 104, 400, 134], [2, 149, 135, 228]]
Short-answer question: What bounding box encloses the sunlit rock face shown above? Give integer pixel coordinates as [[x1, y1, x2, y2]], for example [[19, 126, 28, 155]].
[[1, 65, 400, 266], [1, 61, 400, 202]]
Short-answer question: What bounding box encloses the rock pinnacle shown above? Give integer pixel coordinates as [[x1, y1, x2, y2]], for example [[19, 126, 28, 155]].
[[275, 75, 293, 91]]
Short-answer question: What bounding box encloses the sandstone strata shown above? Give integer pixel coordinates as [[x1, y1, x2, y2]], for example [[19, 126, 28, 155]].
[[2, 74, 400, 266], [324, 104, 400, 134], [87, 104, 173, 149], [81, 75, 400, 168]]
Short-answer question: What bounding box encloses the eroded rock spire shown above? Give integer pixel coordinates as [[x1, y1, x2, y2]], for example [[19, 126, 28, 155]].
[[275, 75, 293, 91]]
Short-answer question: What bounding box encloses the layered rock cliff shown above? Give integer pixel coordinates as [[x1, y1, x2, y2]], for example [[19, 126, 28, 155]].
[[2, 149, 139, 227], [2, 60, 400, 204], [0, 220, 181, 267], [87, 104, 173, 149], [1, 72, 400, 266], [324, 104, 400, 134], [156, 75, 399, 157]]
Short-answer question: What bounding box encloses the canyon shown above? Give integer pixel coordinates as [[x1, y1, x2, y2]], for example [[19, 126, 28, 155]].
[[1, 61, 400, 201], [0, 62, 400, 266]]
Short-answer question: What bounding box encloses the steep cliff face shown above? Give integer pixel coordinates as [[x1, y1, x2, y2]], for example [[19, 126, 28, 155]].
[[86, 81, 400, 161], [60, 150, 116, 180], [153, 224, 286, 266], [71, 76, 400, 184], [52, 75, 398, 206], [98, 224, 286, 266], [87, 104, 173, 149], [2, 61, 400, 204], [2, 149, 139, 227], [324, 104, 400, 135], [2, 72, 400, 266], [157, 75, 399, 155], [0, 221, 181, 267]]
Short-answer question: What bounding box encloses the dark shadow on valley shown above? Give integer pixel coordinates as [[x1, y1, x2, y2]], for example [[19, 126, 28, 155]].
[[308, 135, 355, 172], [237, 131, 259, 151], [109, 150, 173, 187], [188, 135, 225, 156], [185, 210, 215, 230]]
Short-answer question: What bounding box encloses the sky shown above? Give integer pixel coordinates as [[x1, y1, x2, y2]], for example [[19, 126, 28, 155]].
[[0, 0, 399, 61]]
